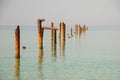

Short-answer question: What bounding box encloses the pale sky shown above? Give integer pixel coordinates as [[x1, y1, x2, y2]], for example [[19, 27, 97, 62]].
[[0, 0, 120, 26]]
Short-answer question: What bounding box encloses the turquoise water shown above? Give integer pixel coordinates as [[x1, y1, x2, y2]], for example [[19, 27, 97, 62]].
[[0, 26, 120, 80]]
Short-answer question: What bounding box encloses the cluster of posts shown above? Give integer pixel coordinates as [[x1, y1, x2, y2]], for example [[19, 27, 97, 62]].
[[15, 19, 66, 59], [14, 19, 88, 79], [15, 19, 88, 59], [75, 24, 88, 35], [69, 24, 88, 38]]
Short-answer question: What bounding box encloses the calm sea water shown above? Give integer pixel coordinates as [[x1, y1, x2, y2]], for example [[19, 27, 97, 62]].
[[0, 26, 120, 80]]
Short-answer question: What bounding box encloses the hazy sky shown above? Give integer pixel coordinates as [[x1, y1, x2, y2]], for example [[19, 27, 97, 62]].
[[0, 0, 120, 26]]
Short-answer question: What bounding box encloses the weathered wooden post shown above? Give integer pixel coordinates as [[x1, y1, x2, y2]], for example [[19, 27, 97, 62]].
[[37, 19, 45, 49], [61, 22, 66, 40], [75, 24, 78, 36], [53, 29, 57, 44], [58, 23, 61, 55], [77, 25, 79, 35], [79, 25, 82, 32], [70, 27, 73, 37], [58, 23, 61, 39], [83, 25, 86, 32], [60, 22, 66, 56], [50, 29, 57, 57], [78, 24, 82, 36], [50, 22, 54, 40], [53, 29, 57, 57], [15, 25, 20, 58]]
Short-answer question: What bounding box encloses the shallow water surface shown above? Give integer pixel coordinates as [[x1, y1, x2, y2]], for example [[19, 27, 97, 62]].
[[0, 26, 120, 80]]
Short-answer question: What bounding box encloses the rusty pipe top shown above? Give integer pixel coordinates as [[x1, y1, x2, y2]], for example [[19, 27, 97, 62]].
[[38, 19, 45, 23]]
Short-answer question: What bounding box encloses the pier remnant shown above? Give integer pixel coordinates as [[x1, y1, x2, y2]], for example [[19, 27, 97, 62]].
[[75, 24, 79, 36], [78, 24, 82, 36], [37, 19, 45, 49], [61, 22, 66, 40], [50, 22, 54, 40], [15, 25, 20, 58], [53, 29, 57, 44], [58, 22, 66, 56], [79, 24, 82, 32], [70, 27, 73, 37], [58, 23, 61, 39]]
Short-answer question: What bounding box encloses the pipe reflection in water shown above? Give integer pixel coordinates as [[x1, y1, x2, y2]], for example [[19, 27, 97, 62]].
[[58, 38, 66, 57], [14, 59, 20, 80], [78, 25, 82, 37], [38, 48, 44, 80], [50, 38, 57, 57], [38, 52, 43, 80], [70, 28, 73, 38], [50, 36, 57, 62], [58, 38, 61, 55], [61, 39, 65, 56], [53, 42, 57, 57], [38, 61, 43, 80], [38, 48, 44, 64]]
